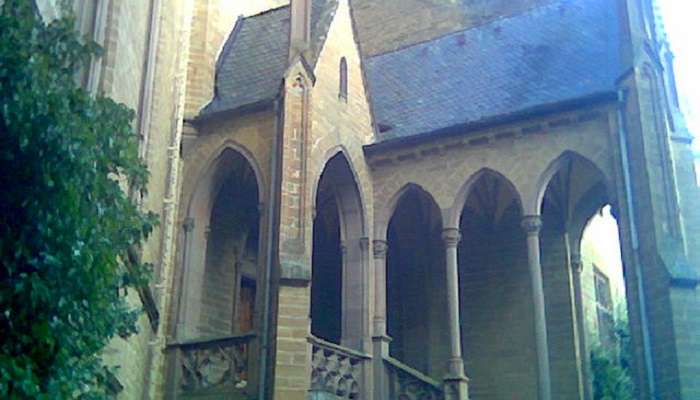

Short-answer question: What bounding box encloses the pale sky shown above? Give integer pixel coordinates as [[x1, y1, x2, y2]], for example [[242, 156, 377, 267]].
[[658, 0, 700, 152]]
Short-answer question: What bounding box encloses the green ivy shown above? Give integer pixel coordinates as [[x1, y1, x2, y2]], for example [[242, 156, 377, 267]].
[[0, 1, 156, 398], [590, 316, 635, 400]]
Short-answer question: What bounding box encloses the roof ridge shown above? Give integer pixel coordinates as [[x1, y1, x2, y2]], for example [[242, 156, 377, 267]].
[[242, 3, 290, 19], [367, 0, 566, 59]]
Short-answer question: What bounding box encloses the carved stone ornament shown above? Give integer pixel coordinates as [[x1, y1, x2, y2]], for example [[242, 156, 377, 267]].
[[520, 215, 543, 234], [373, 240, 388, 259], [175, 335, 254, 394], [386, 358, 443, 400], [442, 228, 462, 248], [310, 341, 362, 399]]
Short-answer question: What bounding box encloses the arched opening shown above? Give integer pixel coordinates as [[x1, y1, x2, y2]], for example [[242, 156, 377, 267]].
[[386, 185, 448, 379], [579, 206, 631, 389], [178, 147, 262, 340], [170, 147, 263, 398], [539, 153, 634, 399], [457, 171, 537, 398], [311, 152, 365, 349], [200, 156, 260, 337]]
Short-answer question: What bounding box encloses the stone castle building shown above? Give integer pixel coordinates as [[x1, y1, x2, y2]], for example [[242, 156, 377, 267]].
[[37, 0, 700, 398]]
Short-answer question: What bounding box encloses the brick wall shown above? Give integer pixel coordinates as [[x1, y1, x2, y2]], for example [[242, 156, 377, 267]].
[[97, 0, 194, 398], [386, 194, 448, 380], [97, 2, 153, 398], [458, 215, 538, 399], [540, 228, 582, 399], [272, 0, 377, 397], [273, 285, 312, 400]]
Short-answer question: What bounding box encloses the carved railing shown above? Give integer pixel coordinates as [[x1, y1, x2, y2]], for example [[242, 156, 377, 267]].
[[385, 356, 444, 400], [168, 333, 255, 396], [309, 336, 371, 399]]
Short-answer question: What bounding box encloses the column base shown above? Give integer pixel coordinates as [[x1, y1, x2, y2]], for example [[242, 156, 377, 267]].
[[443, 375, 470, 400], [444, 357, 469, 400], [371, 334, 392, 355], [372, 335, 392, 400], [446, 356, 465, 377]]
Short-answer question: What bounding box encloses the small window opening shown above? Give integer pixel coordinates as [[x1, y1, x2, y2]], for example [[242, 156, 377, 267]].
[[339, 57, 348, 101], [594, 266, 615, 348]]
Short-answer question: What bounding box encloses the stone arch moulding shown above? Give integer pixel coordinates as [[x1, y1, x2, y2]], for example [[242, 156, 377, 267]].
[[376, 182, 441, 241], [526, 150, 613, 216], [447, 167, 524, 229], [568, 182, 611, 252], [310, 146, 368, 238], [185, 141, 266, 218]]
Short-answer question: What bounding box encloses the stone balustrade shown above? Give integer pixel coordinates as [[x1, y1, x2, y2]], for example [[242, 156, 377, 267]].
[[309, 336, 371, 399], [168, 333, 256, 396], [385, 356, 444, 400]]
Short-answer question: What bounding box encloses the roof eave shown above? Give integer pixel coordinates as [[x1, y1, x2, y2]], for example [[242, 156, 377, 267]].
[[364, 91, 618, 156], [191, 98, 276, 126]]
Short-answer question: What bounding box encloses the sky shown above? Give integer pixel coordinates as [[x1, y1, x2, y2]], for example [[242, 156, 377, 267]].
[[658, 0, 700, 152]]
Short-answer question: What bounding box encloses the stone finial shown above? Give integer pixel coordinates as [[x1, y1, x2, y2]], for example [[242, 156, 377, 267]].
[[521, 215, 543, 235], [372, 240, 388, 259], [289, 0, 311, 60]]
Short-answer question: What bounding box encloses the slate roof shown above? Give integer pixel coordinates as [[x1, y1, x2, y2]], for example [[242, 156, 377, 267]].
[[364, 0, 622, 142], [200, 0, 338, 118]]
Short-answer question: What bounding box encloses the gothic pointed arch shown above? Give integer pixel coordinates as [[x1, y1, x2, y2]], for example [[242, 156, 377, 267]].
[[175, 145, 263, 340], [311, 151, 368, 350], [385, 184, 448, 378], [531, 150, 610, 218], [455, 168, 536, 398], [450, 168, 523, 229]]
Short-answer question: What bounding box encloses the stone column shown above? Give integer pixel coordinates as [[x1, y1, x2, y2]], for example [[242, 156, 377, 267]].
[[341, 240, 351, 346], [359, 237, 373, 399], [359, 237, 372, 353], [372, 240, 391, 400], [442, 228, 469, 400], [177, 217, 195, 340], [571, 252, 592, 400], [521, 215, 551, 400]]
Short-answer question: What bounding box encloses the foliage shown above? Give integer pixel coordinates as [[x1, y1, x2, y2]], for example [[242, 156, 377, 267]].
[[0, 1, 156, 398], [590, 316, 635, 400]]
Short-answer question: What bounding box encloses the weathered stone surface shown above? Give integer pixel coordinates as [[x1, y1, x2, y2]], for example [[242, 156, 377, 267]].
[[40, 0, 700, 399]]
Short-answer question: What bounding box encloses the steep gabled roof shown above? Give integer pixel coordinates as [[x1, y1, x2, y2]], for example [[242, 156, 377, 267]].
[[364, 0, 622, 143], [200, 0, 339, 118]]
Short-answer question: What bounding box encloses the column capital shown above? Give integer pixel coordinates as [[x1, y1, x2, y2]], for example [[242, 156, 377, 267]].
[[183, 217, 195, 232], [372, 240, 388, 259], [442, 228, 462, 248], [521, 215, 543, 235]]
